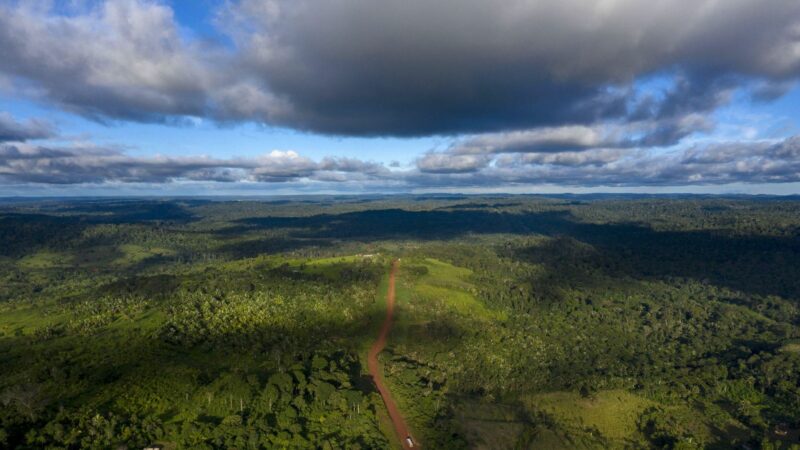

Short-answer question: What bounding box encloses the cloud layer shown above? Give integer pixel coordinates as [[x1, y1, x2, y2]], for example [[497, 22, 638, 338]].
[[3, 135, 799, 189], [1, 0, 799, 136], [0, 112, 55, 143], [0, 143, 392, 185]]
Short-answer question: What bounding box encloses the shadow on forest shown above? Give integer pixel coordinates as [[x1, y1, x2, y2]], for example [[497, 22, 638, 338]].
[[0, 201, 200, 256], [227, 208, 800, 300], [218, 237, 334, 258], [3, 200, 799, 299], [49, 200, 203, 223]]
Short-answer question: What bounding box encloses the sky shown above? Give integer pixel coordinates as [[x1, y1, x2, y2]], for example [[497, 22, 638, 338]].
[[0, 0, 799, 196]]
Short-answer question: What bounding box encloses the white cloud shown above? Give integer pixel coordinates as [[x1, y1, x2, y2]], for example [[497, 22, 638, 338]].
[[416, 153, 492, 173]]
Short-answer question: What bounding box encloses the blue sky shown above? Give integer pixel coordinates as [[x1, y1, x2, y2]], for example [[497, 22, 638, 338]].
[[0, 0, 799, 195], [0, 94, 435, 166]]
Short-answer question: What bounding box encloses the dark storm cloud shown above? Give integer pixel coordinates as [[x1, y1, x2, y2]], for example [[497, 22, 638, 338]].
[[1, 0, 799, 136], [0, 112, 56, 142], [210, 0, 800, 135]]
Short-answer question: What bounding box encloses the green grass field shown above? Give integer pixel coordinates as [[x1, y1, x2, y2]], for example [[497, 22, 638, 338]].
[[527, 390, 655, 442], [779, 342, 800, 353], [18, 251, 72, 269], [401, 257, 505, 322]]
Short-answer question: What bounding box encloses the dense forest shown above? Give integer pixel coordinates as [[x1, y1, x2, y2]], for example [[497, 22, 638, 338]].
[[0, 195, 799, 449]]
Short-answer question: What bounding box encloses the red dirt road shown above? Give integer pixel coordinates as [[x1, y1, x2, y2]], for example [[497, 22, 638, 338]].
[[368, 260, 418, 449]]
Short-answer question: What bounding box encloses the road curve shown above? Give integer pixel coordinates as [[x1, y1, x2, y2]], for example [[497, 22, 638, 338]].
[[368, 260, 418, 449]]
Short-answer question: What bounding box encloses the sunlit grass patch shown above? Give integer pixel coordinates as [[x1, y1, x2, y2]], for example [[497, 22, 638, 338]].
[[780, 343, 800, 353], [0, 299, 68, 337], [113, 244, 176, 266], [405, 257, 504, 321], [18, 250, 72, 269], [526, 390, 655, 442]]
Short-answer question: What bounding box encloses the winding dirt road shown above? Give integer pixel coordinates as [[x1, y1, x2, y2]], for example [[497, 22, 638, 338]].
[[368, 260, 418, 449]]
